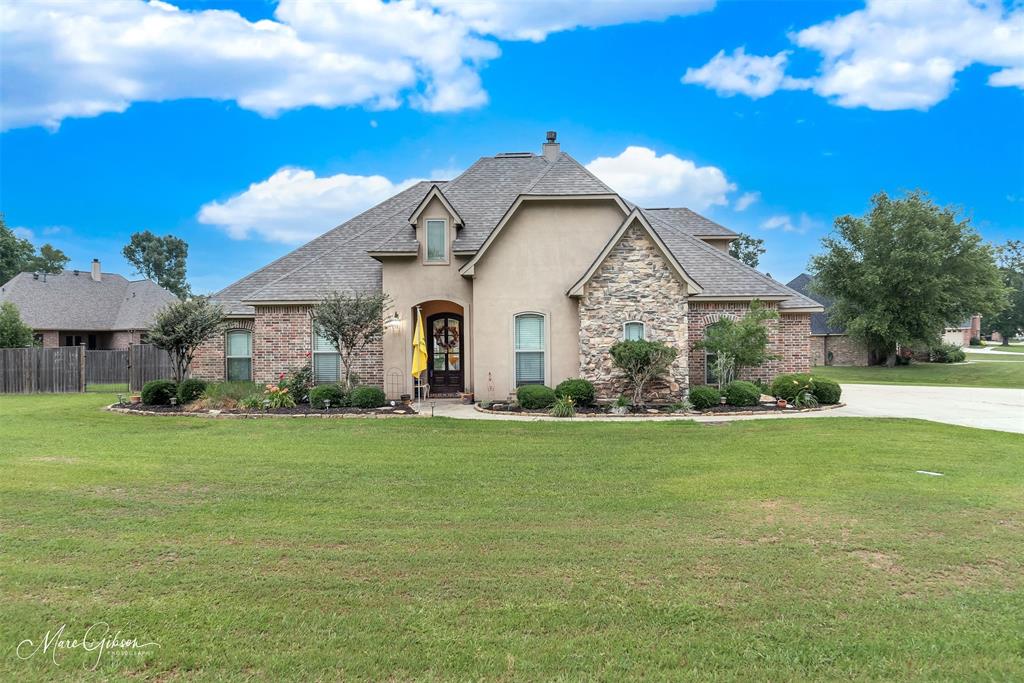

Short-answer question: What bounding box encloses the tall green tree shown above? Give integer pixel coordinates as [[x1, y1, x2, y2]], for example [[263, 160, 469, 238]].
[[729, 233, 766, 268], [0, 301, 35, 348], [983, 240, 1024, 345], [811, 191, 1006, 366], [0, 215, 68, 284], [122, 231, 190, 298]]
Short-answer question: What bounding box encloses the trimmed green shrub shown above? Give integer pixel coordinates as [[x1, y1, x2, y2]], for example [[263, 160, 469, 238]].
[[176, 378, 207, 404], [555, 378, 595, 406], [350, 385, 386, 409], [811, 377, 842, 404], [309, 384, 348, 409], [689, 385, 721, 410], [930, 342, 966, 363], [550, 395, 576, 418], [141, 379, 177, 405], [969, 336, 983, 346], [724, 380, 761, 407], [517, 384, 556, 409], [770, 373, 813, 401]]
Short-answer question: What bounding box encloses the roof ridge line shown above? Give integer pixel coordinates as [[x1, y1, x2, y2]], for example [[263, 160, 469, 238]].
[[246, 182, 435, 300], [214, 180, 433, 300], [520, 153, 561, 194]]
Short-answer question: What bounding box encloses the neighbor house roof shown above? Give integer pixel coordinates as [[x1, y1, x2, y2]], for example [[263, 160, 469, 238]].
[[211, 149, 820, 315], [0, 270, 178, 331], [786, 273, 846, 334]]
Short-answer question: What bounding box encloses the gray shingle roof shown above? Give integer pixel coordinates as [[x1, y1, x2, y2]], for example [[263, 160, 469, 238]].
[[210, 148, 821, 315], [786, 273, 846, 333], [0, 270, 178, 330]]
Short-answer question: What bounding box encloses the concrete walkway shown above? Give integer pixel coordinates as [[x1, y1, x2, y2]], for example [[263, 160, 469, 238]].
[[422, 383, 1024, 434]]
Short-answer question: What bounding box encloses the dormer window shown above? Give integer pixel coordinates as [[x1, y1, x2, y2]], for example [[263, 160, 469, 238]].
[[425, 219, 447, 263]]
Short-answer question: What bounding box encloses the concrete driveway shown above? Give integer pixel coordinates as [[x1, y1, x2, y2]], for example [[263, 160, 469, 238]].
[[829, 383, 1024, 434], [430, 383, 1024, 434]]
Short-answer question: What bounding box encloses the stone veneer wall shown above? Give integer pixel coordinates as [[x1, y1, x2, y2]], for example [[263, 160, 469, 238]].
[[687, 302, 812, 386], [191, 307, 384, 386], [578, 223, 689, 401]]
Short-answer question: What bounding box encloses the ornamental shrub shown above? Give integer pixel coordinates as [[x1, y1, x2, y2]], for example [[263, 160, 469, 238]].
[[555, 378, 595, 406], [141, 379, 177, 405], [930, 342, 966, 363], [770, 373, 813, 401], [517, 384, 556, 409], [969, 336, 983, 346], [689, 385, 721, 410], [724, 380, 761, 407], [350, 385, 386, 408], [810, 377, 842, 404], [309, 384, 348, 409], [176, 378, 207, 404]]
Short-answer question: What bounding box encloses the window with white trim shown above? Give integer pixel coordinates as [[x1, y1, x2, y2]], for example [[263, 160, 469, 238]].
[[313, 330, 340, 383], [425, 219, 447, 262], [623, 321, 645, 341], [514, 313, 545, 386], [226, 330, 252, 381]]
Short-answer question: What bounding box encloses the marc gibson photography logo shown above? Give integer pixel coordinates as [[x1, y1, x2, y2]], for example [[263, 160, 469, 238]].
[[16, 622, 159, 670]]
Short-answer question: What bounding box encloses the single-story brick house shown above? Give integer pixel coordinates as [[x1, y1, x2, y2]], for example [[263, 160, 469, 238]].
[[787, 272, 981, 366], [196, 133, 822, 402], [0, 260, 178, 349]]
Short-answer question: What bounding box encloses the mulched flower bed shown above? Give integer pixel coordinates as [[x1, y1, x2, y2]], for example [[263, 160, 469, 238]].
[[112, 403, 418, 417], [479, 401, 842, 417]]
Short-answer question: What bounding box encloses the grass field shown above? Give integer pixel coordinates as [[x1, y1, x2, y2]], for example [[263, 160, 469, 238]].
[[980, 343, 1024, 353], [812, 359, 1024, 389], [2, 394, 1023, 680]]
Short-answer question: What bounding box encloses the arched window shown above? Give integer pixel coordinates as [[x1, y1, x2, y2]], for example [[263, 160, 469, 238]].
[[226, 330, 252, 381], [514, 313, 545, 386], [623, 321, 645, 341]]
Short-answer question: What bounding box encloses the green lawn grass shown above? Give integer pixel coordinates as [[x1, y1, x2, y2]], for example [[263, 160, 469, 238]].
[[84, 382, 129, 393], [2, 394, 1022, 680], [965, 351, 1024, 362], [812, 360, 1024, 388], [981, 342, 1024, 353]]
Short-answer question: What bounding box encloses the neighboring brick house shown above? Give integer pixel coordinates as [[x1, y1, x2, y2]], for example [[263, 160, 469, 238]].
[[0, 260, 178, 349], [787, 273, 981, 367], [196, 133, 822, 401]]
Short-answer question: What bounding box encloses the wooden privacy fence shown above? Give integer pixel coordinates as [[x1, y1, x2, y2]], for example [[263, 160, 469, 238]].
[[85, 349, 129, 386], [129, 344, 180, 392], [0, 344, 180, 394], [0, 347, 84, 393]]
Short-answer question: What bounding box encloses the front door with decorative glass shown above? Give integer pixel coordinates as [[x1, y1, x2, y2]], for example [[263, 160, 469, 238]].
[[426, 313, 463, 395]]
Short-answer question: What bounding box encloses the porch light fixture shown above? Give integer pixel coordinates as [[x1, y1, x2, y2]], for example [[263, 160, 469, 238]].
[[385, 312, 401, 331]]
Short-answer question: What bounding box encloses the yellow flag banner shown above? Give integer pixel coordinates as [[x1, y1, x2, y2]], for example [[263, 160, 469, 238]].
[[411, 309, 428, 379]]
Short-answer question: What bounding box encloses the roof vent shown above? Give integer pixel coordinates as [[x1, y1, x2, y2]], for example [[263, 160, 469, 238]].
[[546, 130, 557, 143], [496, 152, 533, 158], [73, 269, 79, 276], [32, 272, 39, 280]]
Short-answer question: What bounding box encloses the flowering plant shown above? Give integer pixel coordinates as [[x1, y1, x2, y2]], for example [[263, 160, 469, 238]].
[[262, 373, 296, 409]]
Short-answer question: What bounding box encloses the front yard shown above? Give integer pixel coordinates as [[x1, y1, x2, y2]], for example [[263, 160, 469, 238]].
[[2, 394, 1022, 679], [812, 358, 1024, 389]]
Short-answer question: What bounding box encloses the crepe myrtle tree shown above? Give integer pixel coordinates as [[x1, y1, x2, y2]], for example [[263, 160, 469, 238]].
[[609, 339, 679, 407], [695, 300, 779, 385], [146, 297, 225, 383], [311, 291, 391, 390], [811, 191, 1006, 367]]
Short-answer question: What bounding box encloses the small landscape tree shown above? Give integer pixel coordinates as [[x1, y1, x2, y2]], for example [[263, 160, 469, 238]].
[[811, 191, 1007, 366], [0, 301, 34, 348], [311, 291, 391, 389], [609, 339, 679, 407], [146, 297, 224, 382], [695, 300, 779, 385]]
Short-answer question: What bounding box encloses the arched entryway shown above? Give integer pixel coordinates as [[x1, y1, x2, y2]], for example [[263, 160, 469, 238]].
[[425, 312, 464, 395]]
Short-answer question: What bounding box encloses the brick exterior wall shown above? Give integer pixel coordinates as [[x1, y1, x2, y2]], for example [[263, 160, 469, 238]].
[[687, 302, 812, 386], [110, 330, 143, 349], [817, 334, 870, 366], [578, 223, 689, 401], [38, 330, 59, 348], [191, 308, 385, 387]]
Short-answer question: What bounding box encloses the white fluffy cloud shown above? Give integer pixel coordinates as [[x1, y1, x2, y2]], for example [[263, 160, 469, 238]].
[[761, 213, 822, 235], [586, 146, 737, 210], [683, 0, 1024, 110], [197, 168, 421, 243], [734, 191, 761, 211], [682, 48, 809, 98], [0, 0, 714, 131]]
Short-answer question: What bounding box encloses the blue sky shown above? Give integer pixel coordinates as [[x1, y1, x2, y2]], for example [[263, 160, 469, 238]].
[[2, 0, 1022, 294]]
